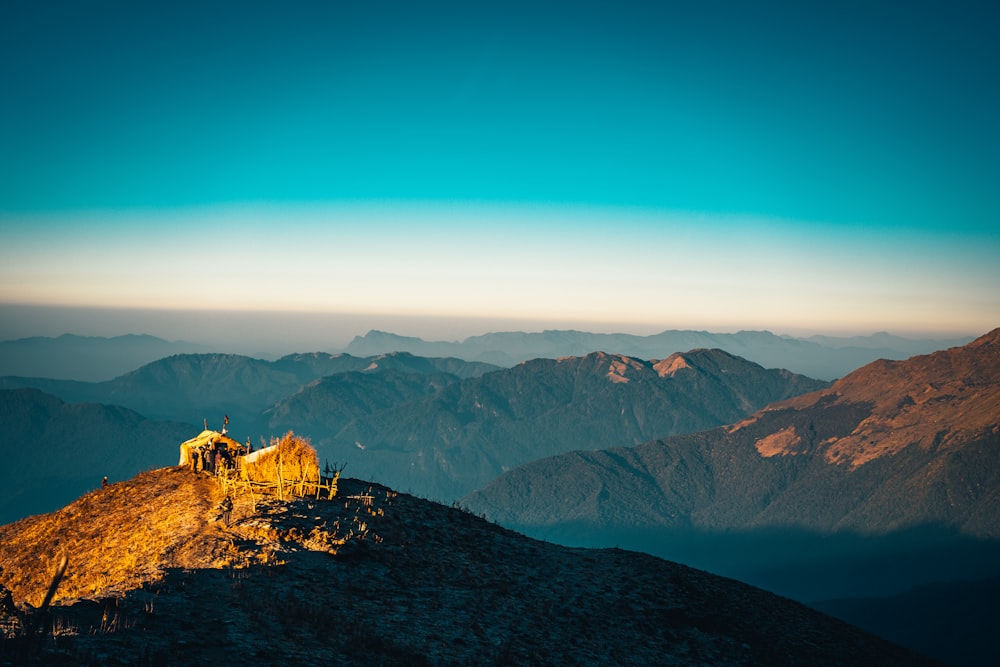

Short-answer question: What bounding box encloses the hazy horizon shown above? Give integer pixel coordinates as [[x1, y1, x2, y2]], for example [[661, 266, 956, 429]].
[[2, 2, 998, 338], [0, 303, 985, 359]]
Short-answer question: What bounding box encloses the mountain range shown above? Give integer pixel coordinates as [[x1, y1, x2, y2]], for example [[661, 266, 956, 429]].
[[344, 328, 974, 380], [0, 351, 500, 521], [0, 333, 211, 381], [0, 388, 194, 525], [464, 329, 1000, 539], [469, 330, 1000, 538], [461, 329, 1000, 665], [1, 348, 826, 518], [0, 351, 500, 439], [2, 327, 997, 663], [288, 349, 827, 500], [0, 328, 974, 383], [0, 468, 937, 665]]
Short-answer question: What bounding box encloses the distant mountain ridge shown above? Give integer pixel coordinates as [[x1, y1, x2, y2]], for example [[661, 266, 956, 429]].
[[0, 328, 974, 382], [345, 328, 975, 380], [273, 348, 828, 500], [0, 351, 501, 522], [0, 348, 824, 520], [0, 333, 211, 381], [0, 351, 501, 437], [0, 387, 193, 524]]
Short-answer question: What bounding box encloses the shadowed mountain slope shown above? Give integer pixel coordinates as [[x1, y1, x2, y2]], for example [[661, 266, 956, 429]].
[[0, 352, 501, 439], [465, 328, 1000, 537], [0, 467, 937, 666], [813, 576, 1000, 667], [266, 368, 461, 440], [461, 329, 1000, 665], [298, 349, 828, 500], [0, 388, 194, 525]]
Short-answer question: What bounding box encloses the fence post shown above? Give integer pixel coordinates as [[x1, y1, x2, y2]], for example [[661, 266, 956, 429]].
[[277, 449, 284, 501]]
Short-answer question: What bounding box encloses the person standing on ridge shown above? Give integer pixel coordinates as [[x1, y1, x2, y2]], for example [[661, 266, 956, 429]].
[[219, 495, 233, 526], [205, 439, 215, 474]]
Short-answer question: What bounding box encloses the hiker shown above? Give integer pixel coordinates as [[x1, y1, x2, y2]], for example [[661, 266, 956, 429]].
[[204, 440, 216, 474], [101, 476, 108, 489], [219, 496, 233, 526], [222, 414, 229, 435], [246, 437, 253, 454]]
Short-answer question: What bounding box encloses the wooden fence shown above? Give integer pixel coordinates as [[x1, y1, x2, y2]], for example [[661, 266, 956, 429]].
[[214, 466, 340, 502]]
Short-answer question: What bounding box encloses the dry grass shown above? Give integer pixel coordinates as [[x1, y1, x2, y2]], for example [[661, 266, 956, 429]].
[[0, 470, 937, 666], [240, 431, 320, 486], [0, 467, 231, 606]]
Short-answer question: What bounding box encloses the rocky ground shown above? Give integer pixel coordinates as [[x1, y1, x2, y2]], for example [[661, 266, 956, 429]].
[[0, 468, 940, 665]]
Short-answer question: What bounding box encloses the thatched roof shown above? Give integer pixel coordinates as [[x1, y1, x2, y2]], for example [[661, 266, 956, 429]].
[[240, 432, 319, 484], [178, 430, 244, 466]]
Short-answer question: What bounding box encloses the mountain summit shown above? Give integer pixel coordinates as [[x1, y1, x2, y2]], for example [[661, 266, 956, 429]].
[[766, 326, 1000, 468], [0, 465, 936, 665]]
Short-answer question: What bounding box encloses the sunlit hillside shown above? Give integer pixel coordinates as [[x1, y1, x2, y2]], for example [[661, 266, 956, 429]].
[[0, 434, 937, 665]]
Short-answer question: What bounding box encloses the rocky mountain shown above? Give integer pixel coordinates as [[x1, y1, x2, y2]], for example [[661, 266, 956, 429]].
[[0, 334, 210, 381], [462, 329, 1000, 666], [284, 349, 828, 500], [0, 467, 937, 665], [0, 388, 194, 525], [1, 348, 825, 510], [345, 328, 974, 380]]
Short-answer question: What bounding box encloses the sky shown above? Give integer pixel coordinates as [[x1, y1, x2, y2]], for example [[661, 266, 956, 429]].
[[1, 0, 998, 348]]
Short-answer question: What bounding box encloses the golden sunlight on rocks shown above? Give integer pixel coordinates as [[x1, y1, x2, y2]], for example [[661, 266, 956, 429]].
[[755, 426, 802, 457], [653, 354, 691, 377], [602, 354, 645, 384]]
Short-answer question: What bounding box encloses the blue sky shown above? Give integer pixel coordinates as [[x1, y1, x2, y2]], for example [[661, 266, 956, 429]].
[[1, 0, 998, 341]]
